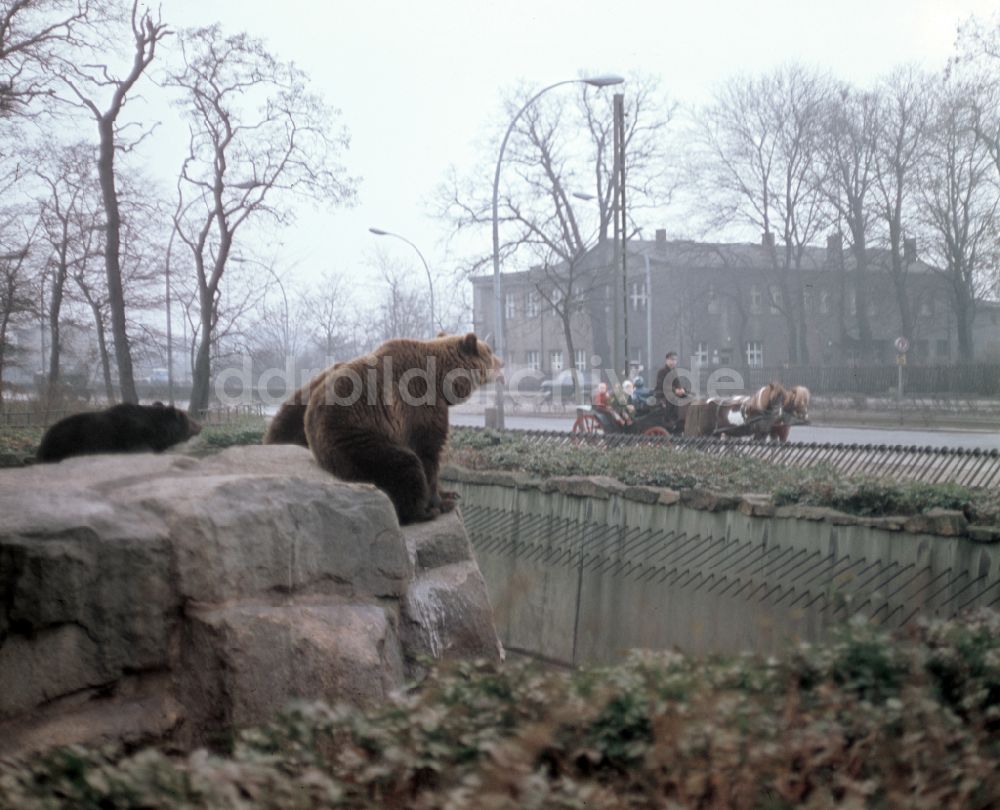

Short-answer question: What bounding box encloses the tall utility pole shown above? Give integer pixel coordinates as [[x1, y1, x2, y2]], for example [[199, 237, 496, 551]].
[[612, 93, 629, 379]]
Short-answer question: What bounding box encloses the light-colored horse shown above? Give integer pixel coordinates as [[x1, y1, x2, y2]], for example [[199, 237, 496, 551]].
[[754, 385, 810, 442]]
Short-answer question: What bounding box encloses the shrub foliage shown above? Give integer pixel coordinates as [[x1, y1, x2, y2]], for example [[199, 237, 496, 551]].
[[3, 612, 999, 809]]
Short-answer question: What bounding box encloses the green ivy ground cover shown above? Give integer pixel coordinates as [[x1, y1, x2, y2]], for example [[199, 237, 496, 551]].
[[2, 613, 998, 809], [447, 428, 1000, 524]]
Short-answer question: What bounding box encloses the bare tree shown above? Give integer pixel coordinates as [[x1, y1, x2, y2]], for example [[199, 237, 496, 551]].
[[441, 74, 676, 395], [168, 24, 356, 414], [302, 269, 353, 362], [370, 253, 431, 347], [816, 85, 880, 361], [919, 80, 999, 361], [693, 65, 831, 364], [871, 67, 933, 343], [0, 205, 39, 403], [955, 13, 1000, 304], [63, 167, 165, 402], [0, 0, 99, 117], [70, 244, 111, 399], [54, 0, 169, 403], [33, 141, 98, 398], [173, 252, 269, 389]]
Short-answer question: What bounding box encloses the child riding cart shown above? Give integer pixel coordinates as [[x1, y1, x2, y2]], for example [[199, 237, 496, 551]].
[[572, 381, 689, 437]]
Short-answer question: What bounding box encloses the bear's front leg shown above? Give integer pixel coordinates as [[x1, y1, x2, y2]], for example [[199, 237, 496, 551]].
[[411, 422, 453, 515], [320, 432, 436, 524]]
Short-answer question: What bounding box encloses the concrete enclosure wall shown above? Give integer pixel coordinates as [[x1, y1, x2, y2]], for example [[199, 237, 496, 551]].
[[444, 469, 1000, 666]]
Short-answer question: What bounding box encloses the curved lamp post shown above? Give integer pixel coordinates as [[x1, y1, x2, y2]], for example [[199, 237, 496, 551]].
[[492, 74, 624, 429], [369, 227, 436, 337]]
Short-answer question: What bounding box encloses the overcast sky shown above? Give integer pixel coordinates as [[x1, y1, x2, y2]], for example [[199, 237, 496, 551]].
[[154, 0, 998, 299]]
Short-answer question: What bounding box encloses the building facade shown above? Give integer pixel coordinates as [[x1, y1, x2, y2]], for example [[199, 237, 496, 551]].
[[472, 231, 1000, 383]]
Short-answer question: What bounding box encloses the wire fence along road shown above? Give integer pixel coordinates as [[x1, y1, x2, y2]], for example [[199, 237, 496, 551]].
[[462, 427, 1000, 488]]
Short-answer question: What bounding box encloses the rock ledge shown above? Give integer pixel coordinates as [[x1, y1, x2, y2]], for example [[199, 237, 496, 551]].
[[0, 446, 501, 756]]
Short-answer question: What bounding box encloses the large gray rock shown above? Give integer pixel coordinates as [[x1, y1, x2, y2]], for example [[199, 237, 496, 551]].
[[0, 445, 501, 756]]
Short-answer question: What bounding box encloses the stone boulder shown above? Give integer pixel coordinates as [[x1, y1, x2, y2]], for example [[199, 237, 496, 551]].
[[0, 445, 501, 756]]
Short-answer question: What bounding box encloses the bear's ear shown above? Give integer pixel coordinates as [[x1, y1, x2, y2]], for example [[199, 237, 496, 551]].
[[460, 333, 478, 355], [152, 401, 165, 408]]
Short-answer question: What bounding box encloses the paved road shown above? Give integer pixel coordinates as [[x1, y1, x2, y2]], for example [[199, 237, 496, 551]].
[[450, 413, 1000, 450]]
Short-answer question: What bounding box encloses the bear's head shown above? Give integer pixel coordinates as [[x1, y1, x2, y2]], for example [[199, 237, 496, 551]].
[[441, 332, 503, 404], [151, 402, 203, 443]]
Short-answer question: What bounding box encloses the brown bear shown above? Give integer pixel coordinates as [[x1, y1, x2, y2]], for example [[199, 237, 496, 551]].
[[37, 402, 202, 462], [303, 333, 502, 524], [263, 364, 342, 447], [265, 334, 452, 447]]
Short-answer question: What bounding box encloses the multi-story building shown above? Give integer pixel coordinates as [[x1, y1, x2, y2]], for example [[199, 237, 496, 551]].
[[472, 230, 1000, 382]]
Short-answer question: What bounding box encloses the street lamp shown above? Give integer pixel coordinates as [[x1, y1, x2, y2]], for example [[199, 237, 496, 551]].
[[368, 227, 436, 336], [491, 74, 624, 429]]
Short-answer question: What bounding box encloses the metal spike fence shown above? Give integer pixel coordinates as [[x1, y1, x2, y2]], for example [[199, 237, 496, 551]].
[[458, 427, 1000, 488]]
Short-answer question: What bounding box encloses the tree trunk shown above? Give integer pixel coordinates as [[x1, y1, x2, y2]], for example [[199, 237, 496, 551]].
[[560, 310, 582, 404], [784, 311, 798, 365], [887, 225, 913, 341], [96, 115, 137, 404], [849, 231, 874, 360], [189, 300, 214, 415], [0, 312, 9, 409], [89, 301, 115, 403], [47, 251, 68, 400], [953, 285, 975, 362], [789, 265, 810, 365], [795, 284, 810, 365]]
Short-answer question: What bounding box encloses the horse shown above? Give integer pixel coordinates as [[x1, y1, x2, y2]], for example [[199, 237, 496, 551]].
[[683, 382, 786, 439], [754, 385, 810, 442]]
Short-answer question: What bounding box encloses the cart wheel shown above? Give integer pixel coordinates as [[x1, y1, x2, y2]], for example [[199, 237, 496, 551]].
[[572, 413, 604, 436], [642, 426, 670, 438]]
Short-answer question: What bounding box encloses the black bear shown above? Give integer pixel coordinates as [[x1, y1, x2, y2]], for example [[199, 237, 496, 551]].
[[36, 402, 202, 463]]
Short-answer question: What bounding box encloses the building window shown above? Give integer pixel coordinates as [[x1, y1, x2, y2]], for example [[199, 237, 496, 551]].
[[707, 284, 720, 314], [750, 285, 762, 314], [847, 290, 857, 316], [769, 285, 783, 314], [919, 298, 933, 317], [504, 292, 518, 320], [936, 339, 950, 359], [575, 349, 587, 372], [629, 281, 647, 310], [820, 289, 830, 314], [550, 350, 563, 372], [803, 288, 814, 313], [693, 341, 708, 367], [746, 341, 764, 368], [526, 350, 540, 371], [550, 288, 563, 314], [867, 298, 877, 318], [526, 291, 540, 318]]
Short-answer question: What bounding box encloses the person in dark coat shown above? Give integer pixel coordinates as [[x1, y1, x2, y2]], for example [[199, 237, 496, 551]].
[[654, 351, 680, 401]]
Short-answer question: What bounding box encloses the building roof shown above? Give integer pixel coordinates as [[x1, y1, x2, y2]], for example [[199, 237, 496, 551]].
[[471, 237, 939, 284]]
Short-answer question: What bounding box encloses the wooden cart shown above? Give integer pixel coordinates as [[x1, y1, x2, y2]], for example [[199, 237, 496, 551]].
[[571, 401, 686, 437]]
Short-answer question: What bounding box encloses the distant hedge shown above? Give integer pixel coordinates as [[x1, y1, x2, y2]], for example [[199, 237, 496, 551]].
[[446, 428, 1000, 524], [3, 612, 999, 809]]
